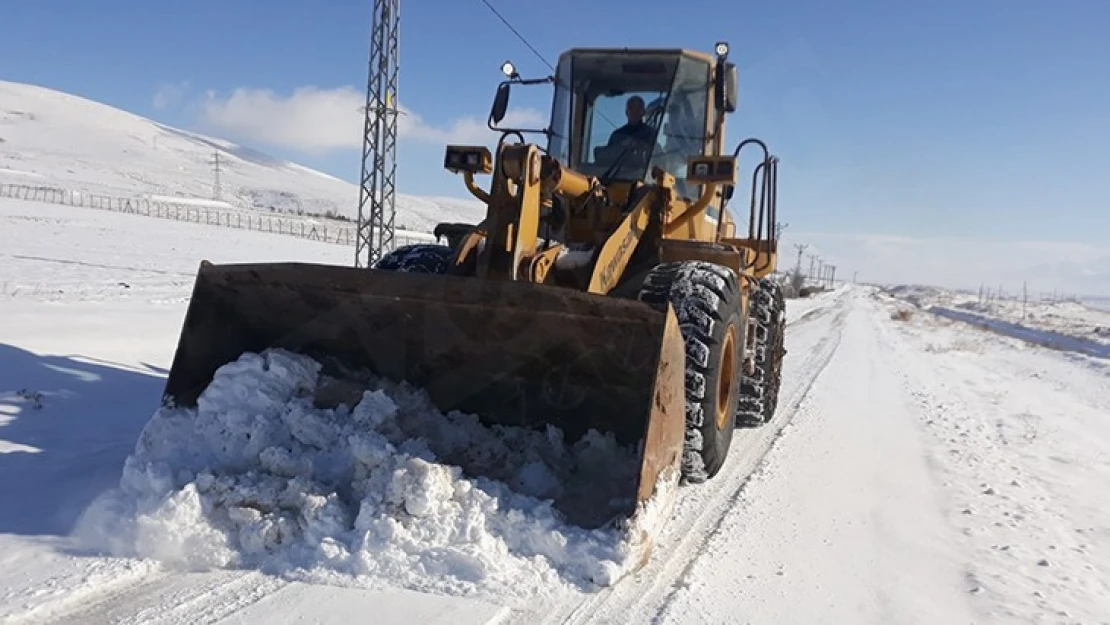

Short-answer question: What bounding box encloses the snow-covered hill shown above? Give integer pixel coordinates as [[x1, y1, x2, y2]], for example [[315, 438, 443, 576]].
[[0, 80, 484, 232]]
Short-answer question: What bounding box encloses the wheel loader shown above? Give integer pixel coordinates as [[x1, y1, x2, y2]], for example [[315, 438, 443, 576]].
[[160, 42, 784, 551]]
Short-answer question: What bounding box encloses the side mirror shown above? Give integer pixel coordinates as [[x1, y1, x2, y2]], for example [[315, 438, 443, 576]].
[[714, 62, 738, 113], [490, 83, 511, 126]]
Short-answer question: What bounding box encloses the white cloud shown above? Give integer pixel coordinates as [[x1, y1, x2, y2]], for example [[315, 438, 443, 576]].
[[778, 231, 1110, 296], [152, 80, 191, 110], [400, 106, 547, 145], [198, 85, 546, 154], [200, 86, 363, 153]]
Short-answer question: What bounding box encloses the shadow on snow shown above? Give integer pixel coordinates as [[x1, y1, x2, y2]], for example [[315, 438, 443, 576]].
[[0, 343, 163, 536], [928, 307, 1110, 360]]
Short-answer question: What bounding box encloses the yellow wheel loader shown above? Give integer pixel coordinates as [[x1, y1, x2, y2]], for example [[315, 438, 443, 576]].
[[161, 42, 783, 541]]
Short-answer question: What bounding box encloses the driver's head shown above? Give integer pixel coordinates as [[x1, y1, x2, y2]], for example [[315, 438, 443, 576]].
[[625, 96, 645, 124]]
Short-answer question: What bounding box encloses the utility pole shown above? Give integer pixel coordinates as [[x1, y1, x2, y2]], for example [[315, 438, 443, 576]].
[[355, 0, 401, 268], [793, 243, 808, 275], [829, 265, 837, 288]]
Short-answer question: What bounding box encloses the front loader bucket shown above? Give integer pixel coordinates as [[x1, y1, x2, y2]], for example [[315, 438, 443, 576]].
[[163, 260, 685, 536]]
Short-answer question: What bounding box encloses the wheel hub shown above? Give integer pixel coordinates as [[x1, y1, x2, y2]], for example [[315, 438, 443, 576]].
[[716, 323, 738, 430]]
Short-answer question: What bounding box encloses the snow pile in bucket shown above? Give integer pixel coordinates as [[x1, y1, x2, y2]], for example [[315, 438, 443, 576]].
[[76, 349, 675, 599]]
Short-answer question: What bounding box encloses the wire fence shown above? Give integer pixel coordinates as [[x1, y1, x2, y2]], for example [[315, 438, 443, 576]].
[[0, 182, 437, 248]]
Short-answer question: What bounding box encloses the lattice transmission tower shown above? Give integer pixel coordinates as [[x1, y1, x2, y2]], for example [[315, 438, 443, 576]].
[[210, 150, 222, 201], [355, 0, 400, 268]]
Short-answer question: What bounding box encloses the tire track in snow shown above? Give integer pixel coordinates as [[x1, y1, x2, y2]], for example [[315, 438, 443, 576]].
[[11, 569, 287, 625], [521, 296, 850, 625], [644, 293, 981, 624]]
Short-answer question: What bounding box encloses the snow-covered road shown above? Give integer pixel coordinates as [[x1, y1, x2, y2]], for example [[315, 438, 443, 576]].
[[2, 199, 1107, 624], [640, 293, 1109, 625], [649, 293, 977, 624]]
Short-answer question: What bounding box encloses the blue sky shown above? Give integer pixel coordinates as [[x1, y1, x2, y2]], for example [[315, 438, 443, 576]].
[[3, 0, 1109, 256]]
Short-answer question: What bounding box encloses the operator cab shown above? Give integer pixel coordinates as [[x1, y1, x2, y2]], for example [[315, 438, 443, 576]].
[[547, 49, 717, 198], [481, 44, 738, 204]]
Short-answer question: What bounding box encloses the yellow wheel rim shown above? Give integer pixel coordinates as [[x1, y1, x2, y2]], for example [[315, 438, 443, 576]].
[[716, 323, 738, 430]]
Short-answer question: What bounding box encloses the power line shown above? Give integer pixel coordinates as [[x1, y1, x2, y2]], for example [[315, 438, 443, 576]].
[[477, 0, 554, 72], [474, 0, 621, 135]]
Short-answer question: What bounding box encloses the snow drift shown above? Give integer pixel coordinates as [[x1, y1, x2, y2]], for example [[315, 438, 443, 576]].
[[75, 348, 671, 600]]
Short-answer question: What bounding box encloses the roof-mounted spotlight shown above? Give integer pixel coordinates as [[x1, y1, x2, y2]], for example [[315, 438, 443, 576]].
[[715, 41, 729, 58], [500, 60, 519, 79]]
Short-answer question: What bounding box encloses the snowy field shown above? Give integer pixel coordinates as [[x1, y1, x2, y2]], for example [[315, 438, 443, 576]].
[[0, 80, 484, 231], [886, 284, 1110, 351], [1085, 297, 1110, 313], [2, 198, 1108, 624]]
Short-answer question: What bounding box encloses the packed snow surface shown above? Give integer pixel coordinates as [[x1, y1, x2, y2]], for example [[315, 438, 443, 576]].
[[75, 348, 654, 601]]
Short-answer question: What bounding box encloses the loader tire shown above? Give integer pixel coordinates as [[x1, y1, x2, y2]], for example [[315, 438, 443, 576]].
[[635, 261, 742, 483], [373, 244, 453, 274], [761, 281, 787, 422], [737, 278, 786, 427]]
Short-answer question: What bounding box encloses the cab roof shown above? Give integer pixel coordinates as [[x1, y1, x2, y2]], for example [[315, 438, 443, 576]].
[[558, 47, 717, 65]]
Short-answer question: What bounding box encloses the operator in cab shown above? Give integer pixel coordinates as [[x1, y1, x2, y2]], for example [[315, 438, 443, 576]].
[[607, 95, 657, 148]]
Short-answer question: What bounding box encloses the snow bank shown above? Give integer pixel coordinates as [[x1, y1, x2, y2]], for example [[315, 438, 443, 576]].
[[75, 349, 664, 600], [885, 283, 1110, 350], [929, 306, 1110, 359]]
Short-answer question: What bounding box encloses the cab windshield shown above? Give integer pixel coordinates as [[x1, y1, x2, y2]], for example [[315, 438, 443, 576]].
[[547, 52, 711, 192]]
